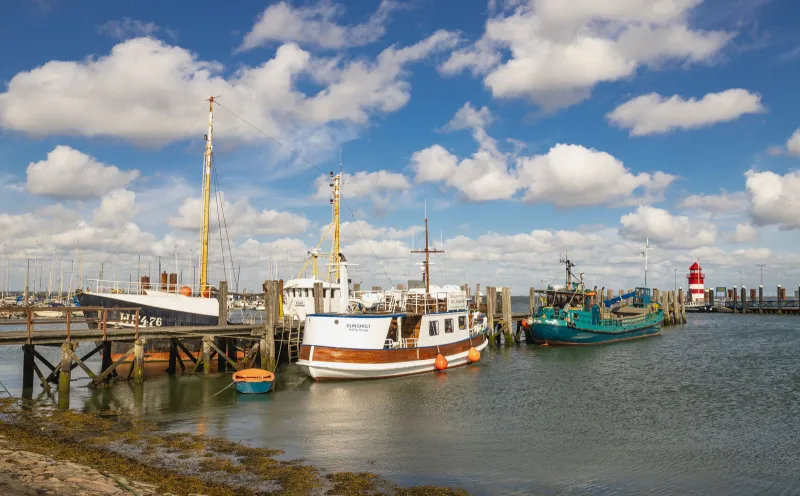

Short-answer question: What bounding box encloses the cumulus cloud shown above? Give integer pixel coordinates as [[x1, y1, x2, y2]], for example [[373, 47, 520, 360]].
[[619, 205, 717, 249], [732, 223, 758, 243], [786, 129, 800, 156], [440, 102, 494, 132], [440, 0, 731, 109], [93, 189, 136, 228], [0, 32, 457, 149], [238, 0, 399, 51], [517, 144, 676, 207], [745, 169, 800, 229], [169, 195, 310, 237], [607, 89, 765, 136], [678, 190, 747, 213], [312, 170, 410, 200], [97, 18, 173, 40], [411, 104, 675, 205], [26, 146, 139, 199]]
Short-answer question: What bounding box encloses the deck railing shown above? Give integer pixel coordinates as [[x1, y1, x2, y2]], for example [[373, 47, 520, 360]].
[[0, 306, 143, 343]]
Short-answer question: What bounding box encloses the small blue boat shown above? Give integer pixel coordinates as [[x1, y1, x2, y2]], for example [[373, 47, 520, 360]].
[[232, 369, 274, 394], [525, 258, 663, 346]]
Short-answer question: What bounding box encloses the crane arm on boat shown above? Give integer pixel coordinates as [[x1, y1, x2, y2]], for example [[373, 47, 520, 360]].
[[604, 290, 637, 308]]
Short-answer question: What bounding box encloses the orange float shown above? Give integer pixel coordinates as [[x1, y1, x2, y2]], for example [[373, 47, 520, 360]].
[[467, 347, 480, 363], [180, 286, 192, 296], [434, 353, 448, 371], [201, 287, 212, 298]]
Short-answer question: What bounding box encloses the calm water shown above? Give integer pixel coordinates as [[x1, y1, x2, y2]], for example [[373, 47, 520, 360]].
[[1, 312, 799, 495]]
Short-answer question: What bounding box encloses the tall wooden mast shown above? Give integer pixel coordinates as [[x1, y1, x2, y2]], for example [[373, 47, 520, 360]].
[[411, 216, 443, 295], [328, 172, 341, 282], [200, 97, 214, 295]]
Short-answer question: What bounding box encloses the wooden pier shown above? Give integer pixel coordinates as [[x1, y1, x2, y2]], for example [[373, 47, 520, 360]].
[[1, 281, 300, 408]]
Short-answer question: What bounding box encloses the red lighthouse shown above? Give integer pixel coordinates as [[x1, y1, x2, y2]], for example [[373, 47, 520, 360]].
[[687, 261, 705, 302]]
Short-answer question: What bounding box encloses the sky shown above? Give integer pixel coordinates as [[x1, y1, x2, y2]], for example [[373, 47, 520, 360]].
[[1, 0, 800, 295]]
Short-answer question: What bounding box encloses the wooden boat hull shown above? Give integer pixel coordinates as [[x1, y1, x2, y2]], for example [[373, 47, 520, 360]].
[[297, 334, 488, 381], [526, 321, 661, 345]]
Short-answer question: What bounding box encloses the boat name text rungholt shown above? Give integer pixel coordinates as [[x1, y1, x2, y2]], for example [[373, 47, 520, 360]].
[[346, 322, 371, 332]]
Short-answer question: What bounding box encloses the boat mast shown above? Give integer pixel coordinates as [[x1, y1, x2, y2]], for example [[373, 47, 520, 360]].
[[411, 209, 443, 295], [200, 96, 214, 296], [328, 172, 341, 282]]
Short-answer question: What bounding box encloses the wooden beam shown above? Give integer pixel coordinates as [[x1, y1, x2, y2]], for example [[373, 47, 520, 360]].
[[174, 339, 198, 364], [207, 339, 238, 370], [94, 347, 136, 385], [65, 346, 97, 380], [32, 361, 51, 393], [218, 281, 228, 326]]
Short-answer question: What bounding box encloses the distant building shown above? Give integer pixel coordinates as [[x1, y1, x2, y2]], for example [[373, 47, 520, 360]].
[[408, 279, 424, 289], [688, 261, 705, 302]]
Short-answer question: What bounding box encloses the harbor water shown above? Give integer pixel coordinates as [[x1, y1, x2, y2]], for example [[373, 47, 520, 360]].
[[1, 311, 798, 495]]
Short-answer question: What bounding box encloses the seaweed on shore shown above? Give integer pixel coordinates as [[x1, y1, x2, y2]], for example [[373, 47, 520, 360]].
[[0, 398, 468, 495]]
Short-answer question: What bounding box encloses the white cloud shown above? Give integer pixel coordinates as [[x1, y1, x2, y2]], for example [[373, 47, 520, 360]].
[[440, 0, 731, 109], [168, 194, 310, 237], [336, 221, 423, 242], [238, 0, 398, 52], [517, 144, 676, 207], [678, 190, 747, 213], [98, 18, 171, 40], [786, 129, 800, 156], [26, 146, 139, 199], [619, 205, 717, 248], [732, 223, 758, 243], [441, 102, 494, 131], [412, 105, 675, 206], [93, 189, 136, 228], [0, 33, 456, 149], [312, 170, 410, 200], [745, 169, 800, 229], [607, 89, 765, 136]]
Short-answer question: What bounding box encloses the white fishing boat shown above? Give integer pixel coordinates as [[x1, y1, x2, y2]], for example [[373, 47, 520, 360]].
[[296, 177, 488, 380]]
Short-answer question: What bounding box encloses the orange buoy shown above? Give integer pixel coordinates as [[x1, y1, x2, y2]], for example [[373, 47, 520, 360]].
[[434, 353, 448, 371], [467, 347, 481, 363], [201, 287, 212, 298], [521, 318, 530, 329], [180, 286, 192, 296]]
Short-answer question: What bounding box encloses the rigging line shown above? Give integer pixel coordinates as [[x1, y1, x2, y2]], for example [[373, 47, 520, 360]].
[[341, 197, 394, 288], [211, 155, 237, 290], [212, 100, 326, 175], [211, 159, 228, 286]]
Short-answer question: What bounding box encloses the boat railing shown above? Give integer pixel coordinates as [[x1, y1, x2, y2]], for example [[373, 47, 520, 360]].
[[400, 337, 418, 348], [87, 279, 211, 297], [404, 291, 466, 314]]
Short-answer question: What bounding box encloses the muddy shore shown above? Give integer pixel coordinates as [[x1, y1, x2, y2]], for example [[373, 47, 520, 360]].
[[0, 398, 466, 496]]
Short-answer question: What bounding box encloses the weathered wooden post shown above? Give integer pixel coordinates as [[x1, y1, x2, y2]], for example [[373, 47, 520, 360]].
[[167, 339, 178, 375], [202, 337, 211, 375], [529, 287, 536, 315], [501, 287, 513, 345], [777, 285, 783, 315], [133, 338, 145, 383], [58, 341, 72, 409], [263, 280, 277, 371], [22, 344, 34, 391], [740, 287, 747, 314], [732, 286, 738, 314], [486, 286, 496, 347], [678, 288, 687, 323], [758, 285, 763, 313], [313, 282, 324, 314], [217, 281, 229, 373]]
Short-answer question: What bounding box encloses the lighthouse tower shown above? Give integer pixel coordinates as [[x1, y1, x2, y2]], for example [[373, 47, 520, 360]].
[[688, 261, 705, 302]]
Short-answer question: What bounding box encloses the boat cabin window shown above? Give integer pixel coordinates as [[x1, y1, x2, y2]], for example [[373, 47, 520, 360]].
[[458, 316, 466, 330], [444, 318, 454, 333], [429, 320, 439, 336]]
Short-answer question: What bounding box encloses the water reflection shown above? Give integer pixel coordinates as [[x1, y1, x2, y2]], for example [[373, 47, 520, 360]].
[[1, 314, 799, 495]]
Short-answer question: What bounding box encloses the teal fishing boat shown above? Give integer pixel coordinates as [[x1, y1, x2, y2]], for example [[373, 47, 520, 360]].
[[524, 258, 663, 346]]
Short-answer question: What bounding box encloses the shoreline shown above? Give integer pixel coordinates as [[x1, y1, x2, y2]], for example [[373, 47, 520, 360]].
[[0, 398, 467, 495]]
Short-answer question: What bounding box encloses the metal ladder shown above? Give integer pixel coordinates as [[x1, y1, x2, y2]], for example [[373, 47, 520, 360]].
[[285, 314, 302, 362]]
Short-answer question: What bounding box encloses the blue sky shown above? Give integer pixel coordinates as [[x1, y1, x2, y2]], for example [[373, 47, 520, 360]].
[[1, 0, 799, 294]]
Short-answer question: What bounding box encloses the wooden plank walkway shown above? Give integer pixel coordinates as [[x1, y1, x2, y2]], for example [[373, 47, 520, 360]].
[[0, 324, 267, 345]]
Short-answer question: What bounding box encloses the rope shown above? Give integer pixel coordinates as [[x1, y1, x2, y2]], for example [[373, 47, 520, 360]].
[[341, 198, 394, 288], [211, 155, 238, 290]]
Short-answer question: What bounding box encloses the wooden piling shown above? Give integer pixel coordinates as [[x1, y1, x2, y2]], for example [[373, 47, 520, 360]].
[[264, 280, 278, 371], [758, 286, 763, 314], [133, 338, 145, 383], [740, 287, 747, 314], [501, 287, 513, 345], [218, 281, 228, 326], [486, 287, 496, 346], [313, 282, 324, 314], [58, 342, 72, 408], [777, 285, 783, 315], [677, 288, 687, 323], [167, 339, 178, 375], [22, 344, 34, 391], [529, 287, 536, 315], [202, 337, 211, 375]]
